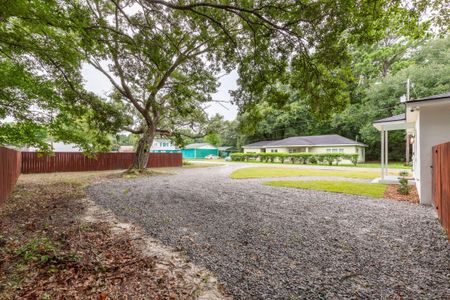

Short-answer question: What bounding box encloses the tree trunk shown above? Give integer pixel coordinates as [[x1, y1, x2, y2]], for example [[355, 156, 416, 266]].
[[129, 127, 155, 172]]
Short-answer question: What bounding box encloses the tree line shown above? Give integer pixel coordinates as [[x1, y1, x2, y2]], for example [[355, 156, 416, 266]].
[[204, 36, 450, 162]]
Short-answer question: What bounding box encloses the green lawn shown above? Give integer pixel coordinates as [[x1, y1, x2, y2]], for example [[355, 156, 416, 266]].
[[230, 167, 380, 179], [264, 180, 386, 198], [188, 158, 411, 170], [338, 162, 410, 169]]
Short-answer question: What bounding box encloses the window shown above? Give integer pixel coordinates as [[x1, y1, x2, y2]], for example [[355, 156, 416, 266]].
[[327, 148, 344, 153], [270, 149, 278, 153]]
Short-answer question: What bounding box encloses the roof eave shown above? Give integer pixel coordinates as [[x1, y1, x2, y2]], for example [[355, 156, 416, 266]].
[[261, 143, 368, 148]]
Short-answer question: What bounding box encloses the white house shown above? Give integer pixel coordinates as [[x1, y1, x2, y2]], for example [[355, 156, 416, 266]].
[[22, 142, 82, 152], [373, 92, 450, 205], [242, 134, 367, 162], [118, 145, 134, 152], [150, 138, 178, 152]]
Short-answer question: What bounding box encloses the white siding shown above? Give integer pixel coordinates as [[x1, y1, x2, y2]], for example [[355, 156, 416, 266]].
[[261, 145, 365, 162], [151, 139, 177, 151], [243, 148, 262, 153], [308, 146, 365, 162], [416, 104, 450, 205]]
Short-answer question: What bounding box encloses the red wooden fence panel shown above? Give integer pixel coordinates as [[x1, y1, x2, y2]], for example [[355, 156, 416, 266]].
[[432, 142, 450, 240], [21, 152, 182, 174], [0, 146, 21, 206], [147, 152, 183, 168]]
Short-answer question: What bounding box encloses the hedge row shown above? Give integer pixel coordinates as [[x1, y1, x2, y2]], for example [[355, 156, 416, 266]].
[[230, 152, 359, 165]]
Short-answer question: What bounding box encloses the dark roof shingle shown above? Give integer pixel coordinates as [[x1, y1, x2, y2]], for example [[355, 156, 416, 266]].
[[242, 134, 365, 148], [242, 140, 277, 148], [373, 113, 406, 124], [408, 91, 450, 103]]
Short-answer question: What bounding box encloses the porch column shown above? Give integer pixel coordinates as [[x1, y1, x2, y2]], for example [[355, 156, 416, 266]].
[[381, 128, 385, 179], [405, 133, 410, 165], [385, 130, 389, 176]]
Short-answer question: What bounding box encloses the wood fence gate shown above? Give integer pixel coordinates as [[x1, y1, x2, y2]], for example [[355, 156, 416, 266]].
[[0, 146, 21, 205], [432, 142, 450, 240]]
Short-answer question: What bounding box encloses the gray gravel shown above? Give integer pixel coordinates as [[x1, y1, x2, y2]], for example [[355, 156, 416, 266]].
[[87, 164, 450, 299]]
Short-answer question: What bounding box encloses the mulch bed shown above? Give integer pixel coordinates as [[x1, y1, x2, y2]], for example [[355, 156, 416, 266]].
[[384, 184, 420, 204], [0, 180, 197, 299]]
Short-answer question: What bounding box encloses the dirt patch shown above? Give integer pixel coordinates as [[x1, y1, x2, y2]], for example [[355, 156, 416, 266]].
[[384, 184, 420, 204], [83, 199, 229, 300], [0, 172, 228, 299]]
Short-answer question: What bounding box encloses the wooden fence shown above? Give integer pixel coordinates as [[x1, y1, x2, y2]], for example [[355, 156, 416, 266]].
[[432, 142, 450, 240], [0, 146, 21, 205], [21, 152, 182, 174]]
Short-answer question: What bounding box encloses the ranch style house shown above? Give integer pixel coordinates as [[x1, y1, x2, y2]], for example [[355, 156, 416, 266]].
[[242, 134, 367, 163]]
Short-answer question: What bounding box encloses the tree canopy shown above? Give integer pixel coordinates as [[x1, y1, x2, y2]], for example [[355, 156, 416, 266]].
[[236, 36, 450, 161], [1, 0, 448, 166]]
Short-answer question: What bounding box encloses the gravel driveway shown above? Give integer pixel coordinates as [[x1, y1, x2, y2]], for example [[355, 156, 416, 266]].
[[87, 164, 450, 299]]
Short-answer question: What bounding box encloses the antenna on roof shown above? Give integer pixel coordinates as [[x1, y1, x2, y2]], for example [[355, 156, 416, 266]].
[[406, 78, 410, 101], [400, 78, 411, 103]]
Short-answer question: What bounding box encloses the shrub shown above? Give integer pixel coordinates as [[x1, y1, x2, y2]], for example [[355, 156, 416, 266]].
[[398, 178, 410, 195], [321, 154, 335, 165], [399, 170, 409, 177], [289, 156, 297, 164], [349, 154, 359, 166], [231, 152, 357, 166], [276, 153, 288, 163], [288, 153, 312, 164], [318, 153, 346, 165], [267, 153, 277, 162], [315, 155, 324, 164], [309, 155, 318, 164], [397, 171, 410, 195]]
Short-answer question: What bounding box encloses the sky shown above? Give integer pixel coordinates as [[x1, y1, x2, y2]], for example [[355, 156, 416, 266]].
[[81, 65, 239, 121]]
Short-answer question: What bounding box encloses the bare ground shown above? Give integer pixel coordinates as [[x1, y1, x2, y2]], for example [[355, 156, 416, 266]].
[[0, 170, 227, 300]]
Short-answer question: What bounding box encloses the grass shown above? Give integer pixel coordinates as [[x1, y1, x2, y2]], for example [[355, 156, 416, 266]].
[[230, 167, 381, 179], [338, 162, 411, 169], [18, 162, 222, 185], [187, 158, 411, 170], [181, 162, 224, 168], [264, 180, 386, 198]]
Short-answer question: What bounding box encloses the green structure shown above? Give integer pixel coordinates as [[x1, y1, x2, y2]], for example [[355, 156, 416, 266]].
[[218, 146, 237, 158], [181, 143, 218, 159]]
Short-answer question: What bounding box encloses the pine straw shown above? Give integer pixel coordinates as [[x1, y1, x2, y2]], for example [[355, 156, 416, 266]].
[[0, 177, 198, 299], [384, 184, 420, 204]]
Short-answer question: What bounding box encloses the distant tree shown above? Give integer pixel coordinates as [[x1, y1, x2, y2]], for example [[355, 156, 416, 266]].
[[204, 133, 222, 147]]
